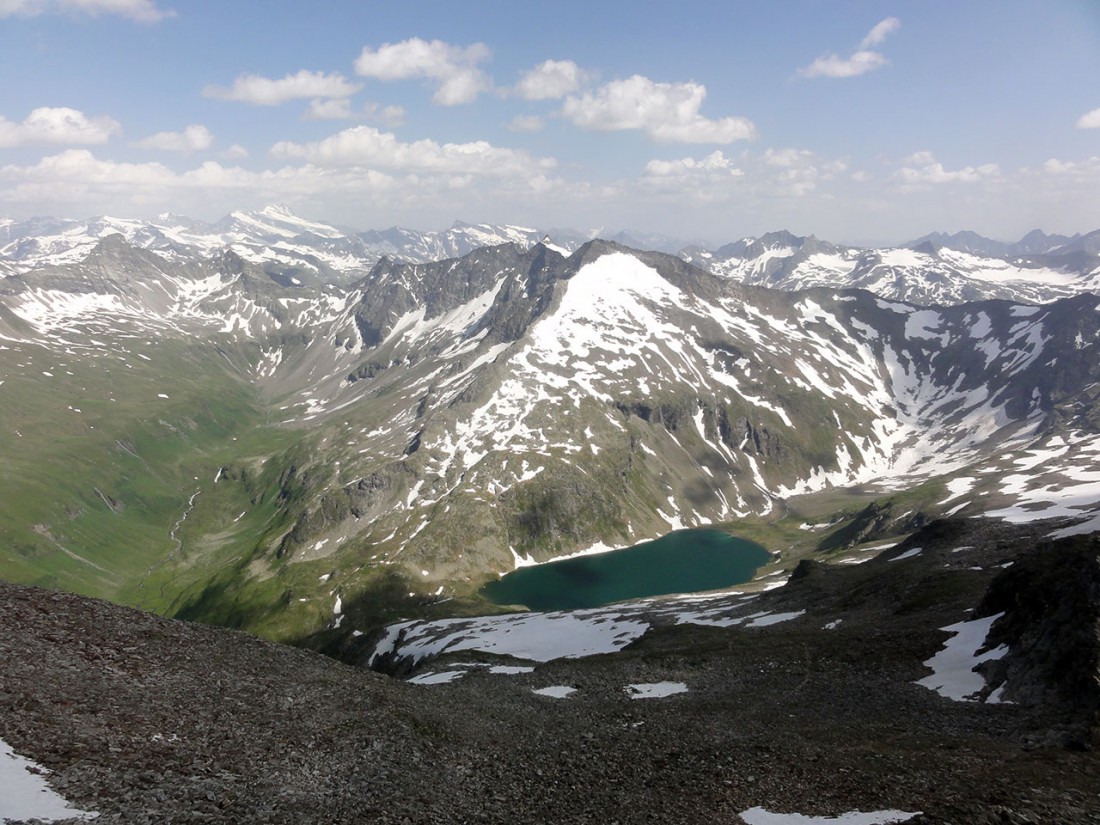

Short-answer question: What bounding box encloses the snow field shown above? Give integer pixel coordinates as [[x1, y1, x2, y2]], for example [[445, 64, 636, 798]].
[[739, 808, 920, 825], [371, 588, 807, 672], [0, 737, 99, 822], [915, 613, 1007, 702]]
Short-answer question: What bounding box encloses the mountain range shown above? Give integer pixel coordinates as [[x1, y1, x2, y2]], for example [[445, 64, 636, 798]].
[[1, 207, 1099, 645], [3, 205, 1098, 303]]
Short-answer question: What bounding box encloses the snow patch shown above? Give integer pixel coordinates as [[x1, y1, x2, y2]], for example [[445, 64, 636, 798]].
[[0, 738, 99, 822], [739, 808, 920, 825], [625, 681, 688, 699], [916, 613, 1007, 702], [533, 685, 576, 698]]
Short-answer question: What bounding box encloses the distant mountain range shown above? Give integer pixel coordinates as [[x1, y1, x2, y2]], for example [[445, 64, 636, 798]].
[[907, 227, 1100, 257], [3, 205, 1098, 305]]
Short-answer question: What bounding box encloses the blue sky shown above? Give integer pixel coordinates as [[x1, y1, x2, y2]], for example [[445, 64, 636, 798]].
[[1, 0, 1098, 244]]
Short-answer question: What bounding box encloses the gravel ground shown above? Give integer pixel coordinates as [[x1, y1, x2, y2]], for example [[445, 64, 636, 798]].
[[2, 520, 1099, 824]]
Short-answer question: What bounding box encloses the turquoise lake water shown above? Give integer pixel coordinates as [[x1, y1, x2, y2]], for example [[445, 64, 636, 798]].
[[481, 529, 770, 611]]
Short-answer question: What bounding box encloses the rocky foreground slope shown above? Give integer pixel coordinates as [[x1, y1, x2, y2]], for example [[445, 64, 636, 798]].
[[2, 519, 1099, 824]]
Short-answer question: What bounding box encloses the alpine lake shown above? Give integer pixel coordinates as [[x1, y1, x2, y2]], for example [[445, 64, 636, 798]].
[[481, 528, 771, 611]]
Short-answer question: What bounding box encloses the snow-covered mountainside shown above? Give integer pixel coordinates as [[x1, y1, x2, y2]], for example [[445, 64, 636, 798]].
[[681, 229, 1100, 305], [1, 228, 1099, 642]]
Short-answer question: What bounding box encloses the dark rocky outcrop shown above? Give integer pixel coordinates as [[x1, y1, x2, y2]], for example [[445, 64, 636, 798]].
[[976, 534, 1100, 745]]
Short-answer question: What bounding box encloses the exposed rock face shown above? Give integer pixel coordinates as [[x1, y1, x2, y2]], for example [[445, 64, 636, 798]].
[[977, 535, 1100, 744]]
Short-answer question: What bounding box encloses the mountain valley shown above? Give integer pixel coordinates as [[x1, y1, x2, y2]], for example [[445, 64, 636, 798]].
[[1, 208, 1099, 646], [3, 207, 1100, 822]]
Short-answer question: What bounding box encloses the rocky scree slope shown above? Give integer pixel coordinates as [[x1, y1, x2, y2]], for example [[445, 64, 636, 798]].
[[2, 522, 1100, 823]]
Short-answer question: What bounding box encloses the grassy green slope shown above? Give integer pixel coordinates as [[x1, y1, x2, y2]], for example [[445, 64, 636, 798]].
[[0, 337, 291, 611]]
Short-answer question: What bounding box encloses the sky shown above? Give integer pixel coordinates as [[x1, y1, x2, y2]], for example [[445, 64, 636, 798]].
[[0, 0, 1098, 245]]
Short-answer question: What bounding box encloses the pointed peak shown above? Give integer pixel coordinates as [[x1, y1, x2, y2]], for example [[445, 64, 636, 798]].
[[259, 203, 296, 217]]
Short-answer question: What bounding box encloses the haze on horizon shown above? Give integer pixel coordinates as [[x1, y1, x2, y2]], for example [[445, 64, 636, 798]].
[[0, 0, 1098, 246]]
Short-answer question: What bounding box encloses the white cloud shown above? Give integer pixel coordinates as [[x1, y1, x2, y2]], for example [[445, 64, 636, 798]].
[[861, 17, 900, 48], [134, 123, 212, 152], [645, 150, 741, 178], [0, 148, 391, 215], [1040, 156, 1100, 176], [0, 107, 120, 147], [637, 148, 858, 210], [1076, 108, 1100, 129], [761, 148, 830, 196], [353, 38, 491, 105], [800, 17, 899, 79], [222, 144, 248, 160], [895, 151, 1000, 189], [764, 147, 815, 168], [270, 125, 555, 178], [301, 99, 406, 126], [514, 59, 590, 100], [562, 75, 756, 143], [0, 0, 173, 21], [507, 114, 544, 133], [0, 146, 571, 230], [204, 70, 360, 106], [799, 51, 888, 79]]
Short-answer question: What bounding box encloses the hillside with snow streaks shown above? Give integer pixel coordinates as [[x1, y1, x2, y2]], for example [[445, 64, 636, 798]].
[[2, 229, 1100, 633], [227, 243, 1100, 588]]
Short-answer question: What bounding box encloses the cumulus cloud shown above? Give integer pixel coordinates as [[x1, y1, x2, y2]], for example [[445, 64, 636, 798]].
[[270, 125, 554, 178], [562, 75, 756, 143], [134, 123, 212, 152], [764, 147, 816, 168], [0, 0, 173, 21], [353, 38, 491, 105], [1076, 108, 1100, 129], [799, 17, 899, 79], [0, 146, 572, 230], [645, 150, 741, 178], [1040, 156, 1100, 176], [638, 151, 746, 204], [894, 151, 1000, 189], [0, 107, 120, 147], [204, 70, 360, 106], [514, 59, 590, 100], [0, 148, 389, 215], [0, 149, 195, 195], [759, 148, 844, 196]]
